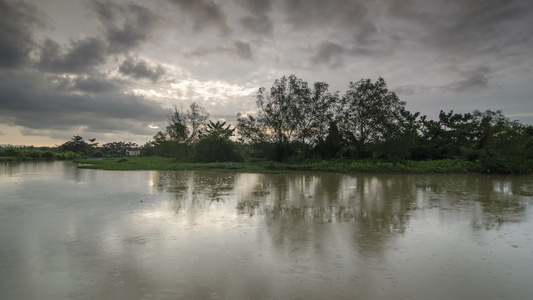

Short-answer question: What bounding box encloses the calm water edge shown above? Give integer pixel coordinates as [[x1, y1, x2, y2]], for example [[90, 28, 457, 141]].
[[1, 161, 532, 299]]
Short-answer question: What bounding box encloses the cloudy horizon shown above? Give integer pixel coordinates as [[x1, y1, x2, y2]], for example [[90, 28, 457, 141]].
[[1, 0, 532, 146]]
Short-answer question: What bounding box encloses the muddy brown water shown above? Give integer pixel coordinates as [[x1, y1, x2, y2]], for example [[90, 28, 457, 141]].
[[1, 161, 532, 299]]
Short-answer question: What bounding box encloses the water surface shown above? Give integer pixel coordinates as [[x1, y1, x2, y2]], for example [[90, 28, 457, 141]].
[[1, 161, 532, 299]]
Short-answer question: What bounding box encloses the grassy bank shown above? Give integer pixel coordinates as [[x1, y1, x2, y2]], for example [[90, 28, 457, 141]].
[[78, 156, 481, 174], [0, 150, 83, 161]]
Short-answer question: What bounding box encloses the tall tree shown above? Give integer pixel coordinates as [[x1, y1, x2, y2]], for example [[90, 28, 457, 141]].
[[237, 75, 336, 161], [339, 77, 406, 158], [59, 135, 98, 156], [237, 75, 304, 160], [166, 102, 209, 147], [295, 81, 339, 156]]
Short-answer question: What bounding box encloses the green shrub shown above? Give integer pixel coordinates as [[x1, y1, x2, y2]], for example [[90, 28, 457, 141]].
[[193, 134, 243, 163], [56, 151, 82, 160], [42, 150, 55, 160], [4, 146, 20, 157], [29, 150, 43, 159]]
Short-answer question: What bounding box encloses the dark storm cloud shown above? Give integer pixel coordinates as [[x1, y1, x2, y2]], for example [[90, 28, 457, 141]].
[[56, 74, 119, 93], [375, 0, 423, 20], [282, 0, 382, 54], [396, 66, 493, 96], [166, 0, 231, 34], [0, 70, 169, 134], [186, 40, 253, 60], [444, 66, 492, 93], [311, 41, 344, 69], [278, 0, 532, 64], [119, 57, 166, 82], [394, 85, 432, 97], [381, 0, 533, 58], [283, 0, 371, 30], [0, 0, 44, 69], [90, 0, 159, 53], [239, 15, 273, 36], [375, 0, 532, 95], [37, 37, 107, 73], [71, 76, 117, 93], [235, 0, 273, 36], [235, 0, 271, 13]]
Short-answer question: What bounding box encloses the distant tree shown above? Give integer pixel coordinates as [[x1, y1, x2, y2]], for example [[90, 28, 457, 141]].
[[339, 77, 406, 158], [144, 102, 211, 158], [373, 109, 423, 160], [147, 131, 181, 157], [415, 109, 533, 173], [2, 145, 20, 157], [418, 110, 507, 160], [472, 110, 533, 173], [101, 141, 138, 157], [59, 135, 98, 156], [139, 141, 155, 156], [437, 110, 479, 158]]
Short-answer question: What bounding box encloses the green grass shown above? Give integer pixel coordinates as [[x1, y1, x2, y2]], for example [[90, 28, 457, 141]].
[[78, 156, 250, 171], [78, 156, 481, 174]]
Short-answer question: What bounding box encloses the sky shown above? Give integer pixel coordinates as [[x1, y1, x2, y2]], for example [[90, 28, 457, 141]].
[[1, 0, 532, 147]]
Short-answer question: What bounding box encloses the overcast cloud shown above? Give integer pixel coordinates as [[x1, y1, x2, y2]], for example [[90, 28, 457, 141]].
[[0, 0, 532, 146]]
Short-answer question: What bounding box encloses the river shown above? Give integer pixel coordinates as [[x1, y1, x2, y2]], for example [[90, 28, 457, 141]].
[[1, 161, 532, 299]]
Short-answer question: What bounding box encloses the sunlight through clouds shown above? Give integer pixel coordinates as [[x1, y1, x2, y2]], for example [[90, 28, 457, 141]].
[[128, 79, 256, 106], [170, 79, 257, 100], [130, 89, 167, 98]]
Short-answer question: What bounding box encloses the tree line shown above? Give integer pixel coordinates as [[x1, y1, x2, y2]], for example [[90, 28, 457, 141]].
[[2, 75, 531, 174], [0, 136, 139, 160], [143, 75, 532, 173]]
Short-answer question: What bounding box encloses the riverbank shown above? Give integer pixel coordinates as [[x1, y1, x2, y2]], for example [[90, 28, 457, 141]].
[[78, 156, 481, 174]]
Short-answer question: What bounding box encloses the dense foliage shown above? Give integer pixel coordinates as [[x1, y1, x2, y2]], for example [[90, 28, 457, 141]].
[[237, 75, 338, 161], [232, 75, 532, 174], [0, 145, 82, 161]]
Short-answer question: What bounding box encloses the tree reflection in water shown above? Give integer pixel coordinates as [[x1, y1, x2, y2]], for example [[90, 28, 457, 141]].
[[149, 170, 531, 258], [3, 162, 532, 299], [414, 174, 529, 230], [152, 171, 530, 231]]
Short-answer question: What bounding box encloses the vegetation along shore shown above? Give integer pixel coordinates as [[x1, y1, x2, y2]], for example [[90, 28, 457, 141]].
[[78, 156, 479, 174], [2, 76, 532, 174]]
